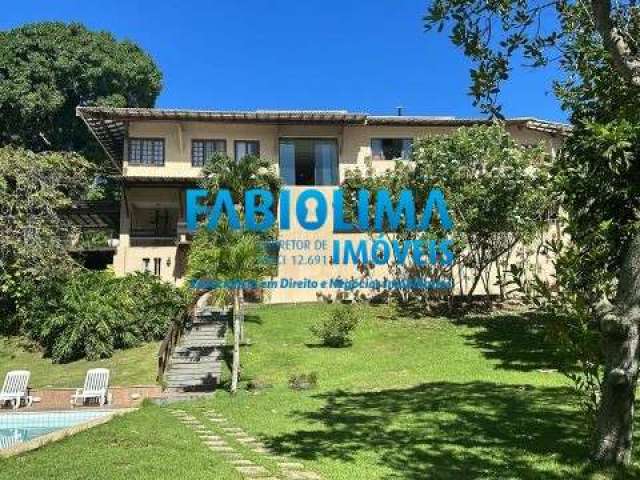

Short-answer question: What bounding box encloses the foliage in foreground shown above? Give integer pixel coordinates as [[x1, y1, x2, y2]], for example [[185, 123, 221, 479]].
[[25, 271, 189, 363], [0, 146, 91, 333], [533, 121, 640, 449], [424, 0, 640, 465]]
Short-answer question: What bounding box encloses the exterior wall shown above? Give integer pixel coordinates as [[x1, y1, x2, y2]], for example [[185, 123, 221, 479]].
[[114, 119, 564, 303], [124, 121, 562, 180], [26, 386, 162, 411], [125, 121, 280, 178], [113, 187, 185, 284], [341, 124, 560, 179]]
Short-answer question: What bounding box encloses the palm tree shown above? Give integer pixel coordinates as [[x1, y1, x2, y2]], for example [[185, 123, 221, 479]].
[[188, 225, 273, 393], [188, 153, 280, 393], [201, 153, 281, 205]]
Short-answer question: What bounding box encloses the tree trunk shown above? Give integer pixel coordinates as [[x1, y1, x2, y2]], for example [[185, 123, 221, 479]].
[[239, 288, 246, 343], [230, 290, 241, 394], [467, 269, 484, 298], [457, 262, 465, 297], [496, 261, 505, 301], [594, 233, 640, 465]]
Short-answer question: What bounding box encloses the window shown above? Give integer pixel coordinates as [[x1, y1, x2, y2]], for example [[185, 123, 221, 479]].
[[235, 140, 260, 162], [279, 138, 338, 186], [153, 258, 161, 277], [128, 138, 165, 166], [371, 138, 413, 160], [191, 139, 227, 166]]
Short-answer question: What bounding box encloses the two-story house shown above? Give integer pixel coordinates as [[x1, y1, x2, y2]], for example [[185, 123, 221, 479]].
[[77, 107, 567, 303]]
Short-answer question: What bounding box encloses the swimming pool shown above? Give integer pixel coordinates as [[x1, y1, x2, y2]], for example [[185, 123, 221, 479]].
[[0, 411, 111, 450]]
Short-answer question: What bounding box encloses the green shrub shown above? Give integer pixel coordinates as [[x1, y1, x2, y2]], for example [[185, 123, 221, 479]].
[[246, 378, 273, 391], [310, 306, 360, 347], [28, 270, 189, 363], [288, 372, 318, 390]]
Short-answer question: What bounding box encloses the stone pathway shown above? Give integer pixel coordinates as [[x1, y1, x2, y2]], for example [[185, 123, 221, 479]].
[[168, 408, 323, 480]]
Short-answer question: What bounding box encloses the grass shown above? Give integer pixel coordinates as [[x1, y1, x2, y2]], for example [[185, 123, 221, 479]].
[[0, 338, 160, 387], [0, 403, 242, 479], [2, 303, 640, 479]]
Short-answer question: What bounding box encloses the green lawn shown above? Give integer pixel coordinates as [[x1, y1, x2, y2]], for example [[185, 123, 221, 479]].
[[2, 304, 640, 479], [0, 338, 159, 387]]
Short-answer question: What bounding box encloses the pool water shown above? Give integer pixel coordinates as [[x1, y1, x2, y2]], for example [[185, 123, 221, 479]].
[[0, 411, 110, 449]]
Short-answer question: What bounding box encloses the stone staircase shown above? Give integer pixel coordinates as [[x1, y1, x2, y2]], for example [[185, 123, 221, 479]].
[[164, 307, 229, 392]]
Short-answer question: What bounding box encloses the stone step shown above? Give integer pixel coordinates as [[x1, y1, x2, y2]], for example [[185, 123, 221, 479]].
[[170, 356, 221, 364], [167, 367, 223, 376], [165, 380, 219, 388], [168, 364, 223, 371], [188, 325, 226, 332], [181, 334, 226, 341], [166, 368, 222, 377], [169, 357, 223, 366], [194, 308, 230, 314], [191, 317, 230, 325], [180, 340, 225, 347], [188, 321, 225, 326], [177, 338, 226, 345], [173, 345, 222, 354], [183, 331, 225, 337], [166, 371, 222, 378], [187, 322, 227, 330], [178, 341, 227, 348], [165, 376, 219, 385], [183, 333, 226, 340], [159, 307, 227, 392], [188, 321, 228, 329], [189, 323, 228, 330], [171, 348, 222, 356]]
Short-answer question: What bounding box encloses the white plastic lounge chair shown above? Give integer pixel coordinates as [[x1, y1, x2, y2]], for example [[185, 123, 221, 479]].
[[71, 368, 111, 407], [0, 370, 32, 410]]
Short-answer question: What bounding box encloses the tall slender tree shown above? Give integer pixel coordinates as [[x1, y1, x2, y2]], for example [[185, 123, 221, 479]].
[[189, 153, 280, 393]]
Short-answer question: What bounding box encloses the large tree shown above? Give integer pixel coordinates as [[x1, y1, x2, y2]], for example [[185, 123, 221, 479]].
[[342, 124, 551, 302], [0, 22, 162, 166], [0, 146, 91, 332], [424, 0, 640, 466]]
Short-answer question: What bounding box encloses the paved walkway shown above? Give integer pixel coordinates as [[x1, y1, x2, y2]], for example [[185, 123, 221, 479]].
[[168, 407, 323, 480]]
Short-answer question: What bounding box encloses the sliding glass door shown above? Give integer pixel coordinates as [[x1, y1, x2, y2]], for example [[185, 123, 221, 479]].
[[279, 138, 338, 186]]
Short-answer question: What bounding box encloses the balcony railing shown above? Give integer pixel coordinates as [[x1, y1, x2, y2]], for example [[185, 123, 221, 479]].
[[130, 227, 177, 239], [128, 222, 192, 245]]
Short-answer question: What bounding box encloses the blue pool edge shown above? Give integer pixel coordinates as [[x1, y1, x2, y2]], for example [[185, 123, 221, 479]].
[[0, 409, 136, 458]]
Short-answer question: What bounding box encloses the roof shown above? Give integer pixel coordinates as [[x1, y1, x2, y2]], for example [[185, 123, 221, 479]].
[[115, 176, 201, 187], [365, 115, 570, 134], [77, 106, 570, 168], [62, 200, 120, 230]]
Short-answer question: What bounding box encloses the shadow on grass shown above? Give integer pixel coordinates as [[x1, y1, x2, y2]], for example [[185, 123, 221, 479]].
[[455, 312, 566, 373], [394, 297, 497, 320], [244, 314, 263, 325], [263, 382, 623, 480]]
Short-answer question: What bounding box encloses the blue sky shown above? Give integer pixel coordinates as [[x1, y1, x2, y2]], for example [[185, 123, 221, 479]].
[[2, 0, 566, 121]]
